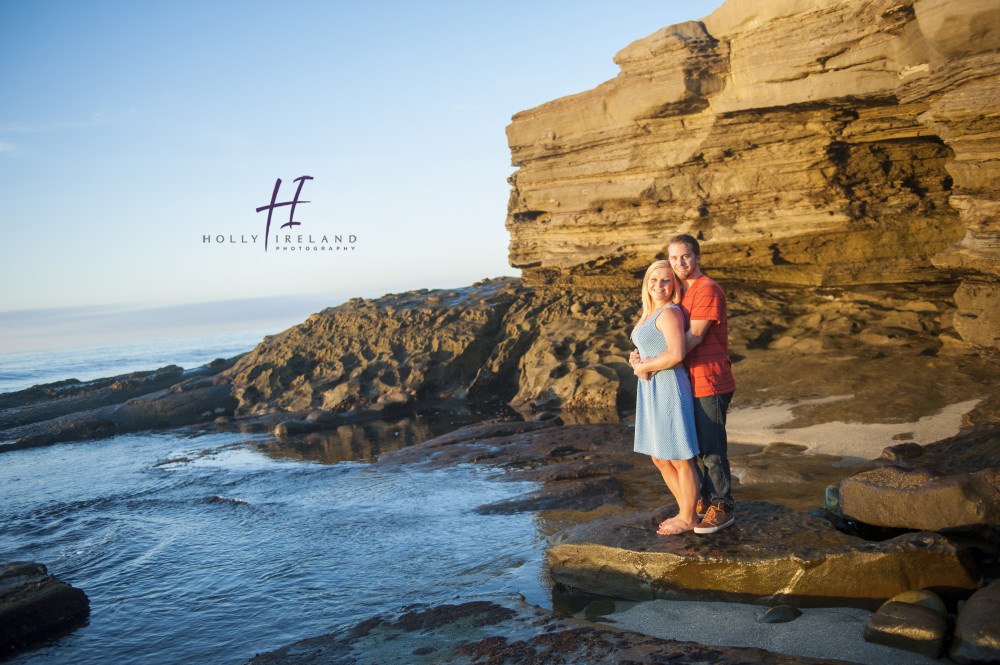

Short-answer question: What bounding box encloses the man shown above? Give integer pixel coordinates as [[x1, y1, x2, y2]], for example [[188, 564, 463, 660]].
[[668, 234, 736, 534]]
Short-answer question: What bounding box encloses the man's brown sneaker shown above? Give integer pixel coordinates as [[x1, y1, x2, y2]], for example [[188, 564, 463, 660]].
[[694, 502, 735, 534], [695, 499, 709, 519]]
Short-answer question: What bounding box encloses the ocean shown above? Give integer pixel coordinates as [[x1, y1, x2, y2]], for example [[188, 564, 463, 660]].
[[0, 332, 552, 664]]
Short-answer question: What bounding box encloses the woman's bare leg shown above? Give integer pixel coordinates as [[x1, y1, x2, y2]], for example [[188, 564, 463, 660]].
[[673, 458, 700, 524], [651, 456, 686, 533], [657, 458, 701, 535]]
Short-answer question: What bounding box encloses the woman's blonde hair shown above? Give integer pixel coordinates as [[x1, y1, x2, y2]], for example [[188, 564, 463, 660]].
[[638, 260, 681, 324]]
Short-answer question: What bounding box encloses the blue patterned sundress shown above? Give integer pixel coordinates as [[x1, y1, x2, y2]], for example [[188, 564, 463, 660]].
[[631, 305, 700, 460]]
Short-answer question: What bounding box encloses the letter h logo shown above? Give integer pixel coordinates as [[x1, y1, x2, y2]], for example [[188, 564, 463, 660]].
[[255, 175, 313, 252]]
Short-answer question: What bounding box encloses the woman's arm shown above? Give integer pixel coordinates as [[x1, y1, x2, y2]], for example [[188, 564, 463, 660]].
[[632, 308, 686, 377]]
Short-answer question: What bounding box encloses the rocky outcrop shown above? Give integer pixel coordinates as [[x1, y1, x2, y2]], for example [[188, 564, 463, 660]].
[[547, 501, 981, 608], [223, 279, 523, 415], [245, 598, 858, 665], [837, 422, 1000, 532], [0, 365, 186, 430], [505, 0, 1000, 351], [221, 279, 646, 420], [213, 273, 1000, 425], [0, 360, 239, 452], [0, 562, 89, 657]]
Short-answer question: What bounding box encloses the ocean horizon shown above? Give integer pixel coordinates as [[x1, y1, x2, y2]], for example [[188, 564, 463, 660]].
[[0, 329, 275, 395]]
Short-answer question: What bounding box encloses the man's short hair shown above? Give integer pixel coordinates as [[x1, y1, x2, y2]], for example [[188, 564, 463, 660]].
[[669, 234, 700, 256]]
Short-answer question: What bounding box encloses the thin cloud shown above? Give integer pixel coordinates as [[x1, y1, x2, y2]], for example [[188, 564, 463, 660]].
[[0, 106, 139, 134]]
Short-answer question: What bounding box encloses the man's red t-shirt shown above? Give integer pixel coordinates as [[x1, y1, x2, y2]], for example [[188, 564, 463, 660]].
[[681, 275, 736, 398]]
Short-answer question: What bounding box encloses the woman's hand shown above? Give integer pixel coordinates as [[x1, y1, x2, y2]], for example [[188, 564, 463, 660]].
[[631, 350, 659, 381], [632, 358, 654, 381]]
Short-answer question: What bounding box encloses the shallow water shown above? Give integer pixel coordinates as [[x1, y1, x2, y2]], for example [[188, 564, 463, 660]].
[[1, 428, 552, 664]]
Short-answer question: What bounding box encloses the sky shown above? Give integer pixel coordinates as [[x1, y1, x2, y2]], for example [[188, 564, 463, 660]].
[[0, 0, 727, 353]]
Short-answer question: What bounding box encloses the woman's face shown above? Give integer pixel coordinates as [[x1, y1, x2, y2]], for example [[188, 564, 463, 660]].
[[647, 267, 673, 305]]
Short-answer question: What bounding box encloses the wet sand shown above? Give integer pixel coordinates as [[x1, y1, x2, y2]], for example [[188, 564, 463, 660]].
[[727, 396, 980, 459], [605, 599, 938, 665]]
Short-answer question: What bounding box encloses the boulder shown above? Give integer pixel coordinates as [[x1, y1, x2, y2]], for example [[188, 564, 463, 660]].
[[839, 423, 1000, 532], [547, 501, 981, 607], [0, 562, 89, 656], [950, 579, 1000, 664], [863, 601, 947, 658], [880, 589, 947, 616]]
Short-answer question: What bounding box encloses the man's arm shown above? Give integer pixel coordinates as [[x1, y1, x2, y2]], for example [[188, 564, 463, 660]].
[[686, 319, 713, 354]]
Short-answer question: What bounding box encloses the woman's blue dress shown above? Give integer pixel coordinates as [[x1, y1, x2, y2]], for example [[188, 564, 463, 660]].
[[631, 305, 700, 460]]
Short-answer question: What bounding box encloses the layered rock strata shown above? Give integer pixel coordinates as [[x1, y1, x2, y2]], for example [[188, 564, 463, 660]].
[[0, 361, 238, 452], [505, 0, 1000, 351]]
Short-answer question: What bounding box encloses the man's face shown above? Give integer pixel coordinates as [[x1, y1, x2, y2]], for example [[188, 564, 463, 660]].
[[668, 242, 700, 280]]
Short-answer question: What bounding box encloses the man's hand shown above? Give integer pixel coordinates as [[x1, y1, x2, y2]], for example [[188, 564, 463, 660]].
[[631, 353, 656, 381]]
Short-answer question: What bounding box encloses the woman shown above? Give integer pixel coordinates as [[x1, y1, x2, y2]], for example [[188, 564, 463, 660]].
[[629, 260, 701, 535]]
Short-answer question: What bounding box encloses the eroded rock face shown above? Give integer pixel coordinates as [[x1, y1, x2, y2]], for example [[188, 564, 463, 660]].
[[838, 422, 1000, 532], [220, 276, 1000, 425], [547, 501, 981, 608], [505, 0, 1000, 350], [223, 279, 523, 415]]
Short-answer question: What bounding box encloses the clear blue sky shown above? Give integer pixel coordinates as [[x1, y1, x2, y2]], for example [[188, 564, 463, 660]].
[[0, 0, 726, 352]]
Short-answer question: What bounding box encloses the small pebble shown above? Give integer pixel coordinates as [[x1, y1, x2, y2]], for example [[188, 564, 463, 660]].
[[759, 605, 802, 623]]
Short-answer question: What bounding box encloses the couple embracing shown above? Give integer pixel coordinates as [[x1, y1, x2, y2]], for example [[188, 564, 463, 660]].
[[628, 234, 736, 536]]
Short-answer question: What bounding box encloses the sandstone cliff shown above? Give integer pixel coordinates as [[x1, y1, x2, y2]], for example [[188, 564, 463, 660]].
[[220, 0, 1000, 422], [505, 0, 1000, 351]]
